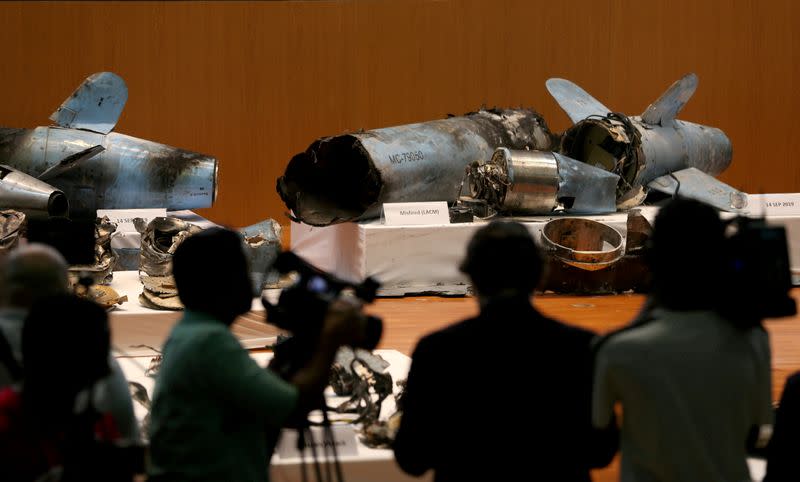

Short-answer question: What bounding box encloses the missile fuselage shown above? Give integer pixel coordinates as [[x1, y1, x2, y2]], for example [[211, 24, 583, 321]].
[[0, 127, 216, 217]]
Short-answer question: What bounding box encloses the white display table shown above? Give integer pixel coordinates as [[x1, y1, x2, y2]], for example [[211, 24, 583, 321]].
[[108, 270, 280, 356]]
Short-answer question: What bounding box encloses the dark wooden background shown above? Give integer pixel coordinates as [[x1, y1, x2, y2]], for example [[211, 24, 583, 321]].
[[0, 0, 797, 228]]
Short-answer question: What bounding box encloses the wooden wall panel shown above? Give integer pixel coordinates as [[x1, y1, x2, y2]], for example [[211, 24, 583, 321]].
[[0, 0, 797, 227]]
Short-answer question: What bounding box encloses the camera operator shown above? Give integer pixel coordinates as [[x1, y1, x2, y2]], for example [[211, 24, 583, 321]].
[[592, 198, 772, 482], [148, 227, 366, 482]]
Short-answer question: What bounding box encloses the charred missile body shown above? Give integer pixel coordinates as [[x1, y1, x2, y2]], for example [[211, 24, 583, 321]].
[[0, 128, 217, 217], [277, 109, 557, 226], [0, 72, 217, 218], [547, 73, 744, 211]]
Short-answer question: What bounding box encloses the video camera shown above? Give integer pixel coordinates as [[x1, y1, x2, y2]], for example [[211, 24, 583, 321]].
[[720, 215, 796, 325], [262, 251, 383, 380], [26, 215, 96, 265]]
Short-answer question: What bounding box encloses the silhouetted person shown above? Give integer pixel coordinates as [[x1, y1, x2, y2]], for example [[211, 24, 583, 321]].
[[0, 243, 70, 383], [0, 294, 133, 481], [0, 243, 139, 442], [764, 371, 800, 481], [393, 220, 618, 482], [148, 227, 365, 482], [593, 198, 772, 482]]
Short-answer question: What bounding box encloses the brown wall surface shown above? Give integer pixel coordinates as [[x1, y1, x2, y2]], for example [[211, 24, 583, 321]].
[[0, 0, 797, 227]]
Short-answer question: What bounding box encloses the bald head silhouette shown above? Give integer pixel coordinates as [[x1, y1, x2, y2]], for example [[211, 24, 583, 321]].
[[0, 243, 69, 309]]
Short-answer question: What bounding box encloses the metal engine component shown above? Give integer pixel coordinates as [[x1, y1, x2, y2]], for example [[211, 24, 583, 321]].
[[466, 148, 619, 215], [547, 73, 744, 212], [135, 216, 202, 310], [0, 165, 68, 217], [538, 210, 653, 294], [0, 72, 217, 218], [68, 216, 119, 286], [277, 108, 557, 226], [0, 209, 26, 252], [540, 218, 624, 271]]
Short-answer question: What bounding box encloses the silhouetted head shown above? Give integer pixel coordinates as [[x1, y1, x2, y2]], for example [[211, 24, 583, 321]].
[[649, 198, 725, 310], [0, 243, 69, 309], [172, 227, 252, 324], [460, 220, 543, 299], [22, 294, 110, 420]]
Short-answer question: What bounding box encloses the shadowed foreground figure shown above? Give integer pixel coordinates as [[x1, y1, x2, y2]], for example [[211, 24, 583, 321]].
[[393, 220, 618, 482], [0, 243, 138, 442], [592, 198, 772, 482], [148, 227, 365, 482], [764, 371, 800, 482], [0, 294, 136, 481]]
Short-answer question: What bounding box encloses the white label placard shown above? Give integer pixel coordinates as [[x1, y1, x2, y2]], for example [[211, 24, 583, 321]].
[[275, 425, 359, 459], [746, 194, 800, 216], [382, 201, 450, 226], [96, 208, 166, 232]]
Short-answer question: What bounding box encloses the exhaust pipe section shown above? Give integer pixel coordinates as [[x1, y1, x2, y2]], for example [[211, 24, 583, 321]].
[[0, 165, 68, 217], [277, 108, 557, 226], [466, 148, 619, 215]]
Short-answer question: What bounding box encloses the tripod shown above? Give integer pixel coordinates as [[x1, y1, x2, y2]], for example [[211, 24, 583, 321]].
[[291, 399, 345, 482]]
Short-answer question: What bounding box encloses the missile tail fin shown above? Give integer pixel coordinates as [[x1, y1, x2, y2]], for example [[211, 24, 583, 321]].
[[49, 72, 128, 134], [546, 78, 612, 124], [641, 73, 698, 126]]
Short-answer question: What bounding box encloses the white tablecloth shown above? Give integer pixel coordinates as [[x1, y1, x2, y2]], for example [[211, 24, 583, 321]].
[[292, 203, 800, 296], [108, 270, 280, 356]]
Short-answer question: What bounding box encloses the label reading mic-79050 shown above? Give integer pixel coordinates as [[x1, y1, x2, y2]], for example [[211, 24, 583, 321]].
[[388, 151, 424, 165]]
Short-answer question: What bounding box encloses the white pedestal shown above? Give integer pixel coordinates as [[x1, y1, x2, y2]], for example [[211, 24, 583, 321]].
[[291, 204, 800, 296]]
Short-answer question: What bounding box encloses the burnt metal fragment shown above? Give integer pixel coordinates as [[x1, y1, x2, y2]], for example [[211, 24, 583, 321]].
[[240, 219, 282, 294], [360, 378, 407, 448], [330, 348, 393, 428], [135, 216, 202, 310], [0, 209, 25, 252], [67, 216, 118, 286], [128, 381, 152, 441], [278, 108, 557, 226], [76, 284, 128, 310]]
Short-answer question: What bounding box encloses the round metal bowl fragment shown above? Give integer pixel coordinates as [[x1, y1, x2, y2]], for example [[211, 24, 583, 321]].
[[540, 218, 624, 271]]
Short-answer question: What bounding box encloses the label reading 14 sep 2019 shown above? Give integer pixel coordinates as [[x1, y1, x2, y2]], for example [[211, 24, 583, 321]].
[[747, 194, 800, 216]]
